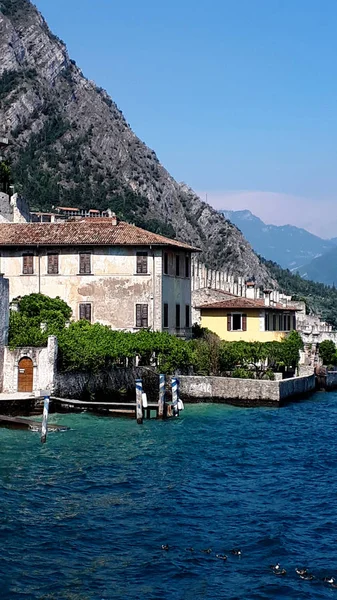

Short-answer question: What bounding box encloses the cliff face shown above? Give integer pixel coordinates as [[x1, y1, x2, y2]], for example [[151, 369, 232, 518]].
[[0, 0, 274, 285]]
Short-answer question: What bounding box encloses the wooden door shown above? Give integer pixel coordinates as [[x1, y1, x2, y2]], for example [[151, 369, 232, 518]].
[[18, 358, 33, 393]]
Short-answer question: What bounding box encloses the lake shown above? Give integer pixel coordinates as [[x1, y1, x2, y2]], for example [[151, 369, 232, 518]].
[[1, 392, 337, 599]]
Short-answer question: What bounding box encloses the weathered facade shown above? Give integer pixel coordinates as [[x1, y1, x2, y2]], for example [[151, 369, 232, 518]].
[[1, 336, 58, 394], [0, 274, 9, 392], [0, 192, 30, 224], [0, 218, 197, 337]]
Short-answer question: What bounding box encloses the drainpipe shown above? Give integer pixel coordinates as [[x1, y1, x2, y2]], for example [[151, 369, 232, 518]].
[[37, 245, 41, 294]]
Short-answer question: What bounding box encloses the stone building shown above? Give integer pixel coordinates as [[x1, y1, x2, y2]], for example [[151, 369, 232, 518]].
[[0, 217, 197, 337], [0, 274, 9, 392], [0, 192, 31, 224]]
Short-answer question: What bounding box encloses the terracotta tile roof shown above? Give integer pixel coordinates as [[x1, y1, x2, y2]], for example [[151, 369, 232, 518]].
[[197, 298, 298, 311], [0, 220, 199, 251]]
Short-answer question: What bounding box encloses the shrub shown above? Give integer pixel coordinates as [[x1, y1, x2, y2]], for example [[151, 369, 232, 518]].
[[319, 340, 336, 366]]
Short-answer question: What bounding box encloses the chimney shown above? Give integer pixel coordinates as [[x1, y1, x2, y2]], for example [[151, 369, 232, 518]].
[[264, 289, 272, 307], [111, 212, 118, 226], [246, 282, 256, 300]]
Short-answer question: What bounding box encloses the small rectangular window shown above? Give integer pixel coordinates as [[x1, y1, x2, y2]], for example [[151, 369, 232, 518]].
[[163, 303, 169, 328], [176, 304, 181, 328], [136, 252, 148, 274], [47, 253, 59, 275], [232, 313, 242, 331], [163, 252, 169, 275], [185, 305, 190, 328], [175, 255, 180, 277], [22, 253, 34, 275], [79, 252, 91, 274], [79, 303, 91, 322], [185, 255, 190, 278], [136, 304, 148, 328]]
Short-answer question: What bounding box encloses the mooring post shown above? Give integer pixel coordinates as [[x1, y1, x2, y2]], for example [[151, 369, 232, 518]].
[[171, 377, 179, 417], [158, 374, 165, 419], [136, 379, 143, 424], [40, 391, 50, 444]]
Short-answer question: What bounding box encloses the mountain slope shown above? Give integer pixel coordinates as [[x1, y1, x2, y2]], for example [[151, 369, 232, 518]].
[[0, 0, 274, 285], [222, 209, 335, 271], [262, 258, 337, 327], [299, 246, 337, 286]]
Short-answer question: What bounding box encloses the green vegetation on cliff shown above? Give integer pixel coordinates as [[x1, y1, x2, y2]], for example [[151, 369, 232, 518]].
[[262, 258, 337, 327]]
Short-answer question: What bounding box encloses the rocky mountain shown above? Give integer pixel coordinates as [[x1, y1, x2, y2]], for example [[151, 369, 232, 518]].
[[221, 209, 335, 271], [298, 247, 337, 286], [0, 0, 274, 285]]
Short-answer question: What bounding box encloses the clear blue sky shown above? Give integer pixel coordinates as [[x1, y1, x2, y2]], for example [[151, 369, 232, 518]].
[[33, 0, 337, 235]]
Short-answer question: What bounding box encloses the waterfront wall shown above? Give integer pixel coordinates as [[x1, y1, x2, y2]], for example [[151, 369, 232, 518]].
[[178, 374, 315, 406], [54, 367, 159, 403], [2, 336, 58, 394], [327, 372, 337, 390]]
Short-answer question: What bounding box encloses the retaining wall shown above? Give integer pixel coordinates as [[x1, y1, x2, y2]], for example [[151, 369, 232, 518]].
[[178, 374, 315, 406], [54, 367, 159, 403], [327, 372, 337, 390]]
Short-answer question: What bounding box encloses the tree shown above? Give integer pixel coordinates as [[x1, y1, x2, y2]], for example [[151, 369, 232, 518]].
[[9, 293, 72, 348], [319, 339, 336, 366]]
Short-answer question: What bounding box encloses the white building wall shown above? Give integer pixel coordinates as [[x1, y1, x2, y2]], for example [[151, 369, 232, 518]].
[[0, 246, 192, 335], [2, 336, 58, 394]]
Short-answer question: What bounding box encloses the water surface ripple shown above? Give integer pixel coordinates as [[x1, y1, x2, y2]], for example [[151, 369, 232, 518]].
[[1, 392, 337, 599]]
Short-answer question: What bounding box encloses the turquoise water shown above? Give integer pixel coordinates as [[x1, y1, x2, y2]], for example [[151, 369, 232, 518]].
[[2, 393, 337, 599]]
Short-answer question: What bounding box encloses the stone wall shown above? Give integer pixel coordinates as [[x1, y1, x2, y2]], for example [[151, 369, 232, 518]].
[[54, 366, 159, 403], [0, 192, 30, 223], [178, 374, 315, 406], [327, 372, 337, 390], [2, 336, 58, 394], [0, 275, 9, 392]]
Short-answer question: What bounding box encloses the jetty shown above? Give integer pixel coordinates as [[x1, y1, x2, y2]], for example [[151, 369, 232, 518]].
[[0, 414, 69, 432]]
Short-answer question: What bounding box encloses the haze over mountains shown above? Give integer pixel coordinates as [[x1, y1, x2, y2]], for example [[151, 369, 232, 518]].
[[222, 209, 337, 283], [0, 0, 275, 286]]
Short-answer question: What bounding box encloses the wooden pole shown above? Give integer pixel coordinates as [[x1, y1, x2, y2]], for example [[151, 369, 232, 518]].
[[171, 377, 179, 417], [41, 393, 50, 444], [158, 374, 165, 419], [135, 379, 143, 424]]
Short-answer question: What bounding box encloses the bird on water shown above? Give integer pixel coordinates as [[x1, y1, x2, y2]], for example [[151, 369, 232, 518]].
[[216, 554, 228, 561], [270, 563, 286, 576], [161, 544, 169, 551], [230, 549, 242, 556]]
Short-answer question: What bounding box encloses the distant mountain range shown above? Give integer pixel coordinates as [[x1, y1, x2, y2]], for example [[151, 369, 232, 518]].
[[221, 210, 337, 278]]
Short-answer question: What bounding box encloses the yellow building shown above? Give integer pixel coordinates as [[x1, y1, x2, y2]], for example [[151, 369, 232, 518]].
[[198, 297, 298, 342]]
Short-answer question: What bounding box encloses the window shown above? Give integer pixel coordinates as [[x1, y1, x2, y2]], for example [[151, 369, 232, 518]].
[[185, 255, 190, 278], [22, 253, 34, 275], [47, 253, 59, 275], [175, 255, 180, 277], [176, 304, 181, 328], [136, 252, 148, 274], [79, 252, 91, 274], [163, 303, 169, 328], [163, 252, 169, 275], [136, 304, 148, 328], [185, 305, 190, 328], [79, 303, 91, 322], [227, 313, 247, 331]]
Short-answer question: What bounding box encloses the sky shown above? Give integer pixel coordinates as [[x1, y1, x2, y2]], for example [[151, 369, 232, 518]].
[[33, 0, 337, 238]]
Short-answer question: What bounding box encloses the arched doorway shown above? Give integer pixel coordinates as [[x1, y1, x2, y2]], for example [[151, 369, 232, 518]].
[[18, 357, 34, 393]]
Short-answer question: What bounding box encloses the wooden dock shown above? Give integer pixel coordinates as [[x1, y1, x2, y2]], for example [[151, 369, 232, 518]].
[[52, 397, 160, 418], [0, 414, 69, 432]]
